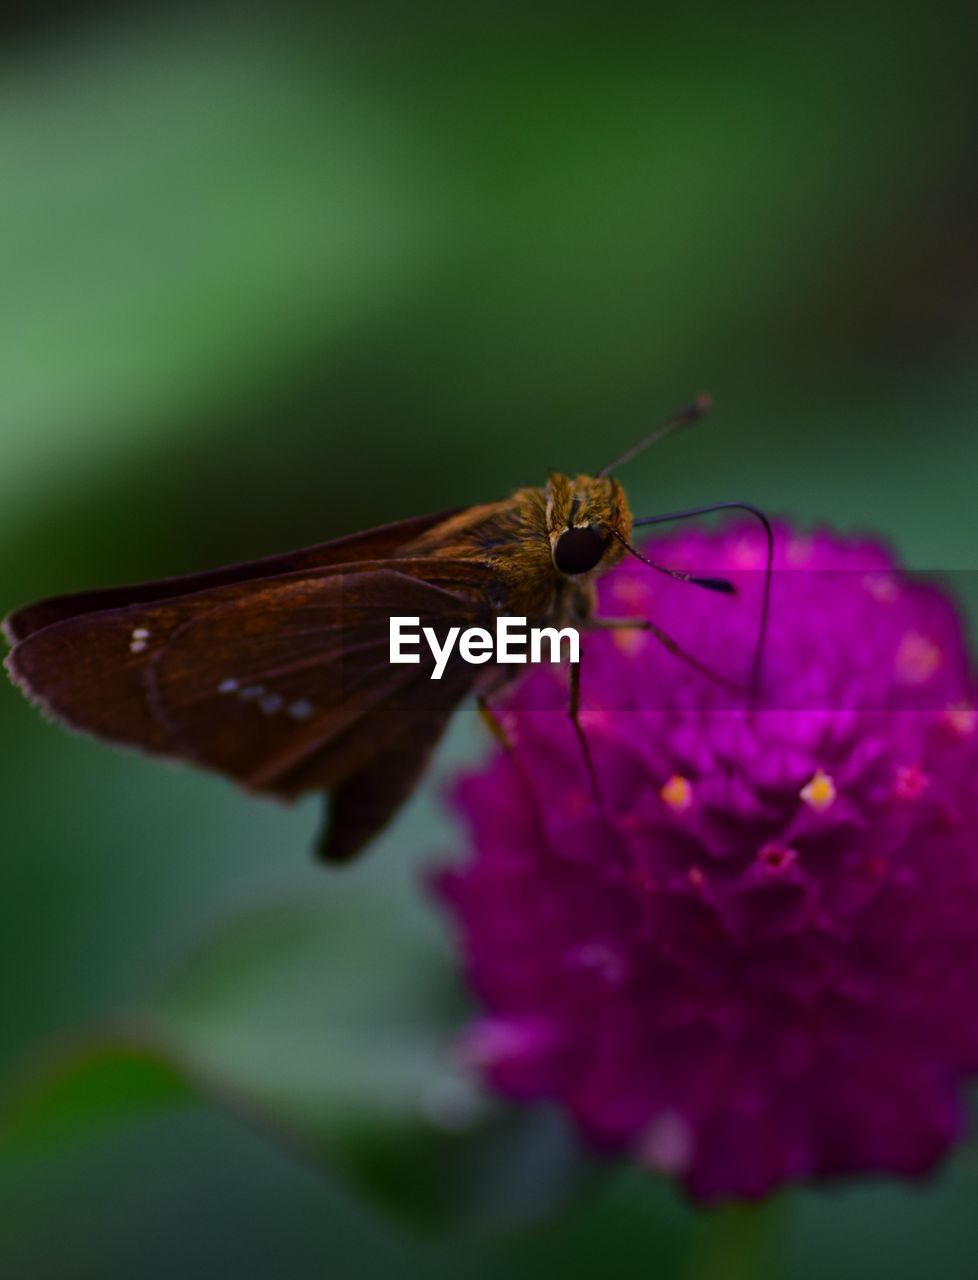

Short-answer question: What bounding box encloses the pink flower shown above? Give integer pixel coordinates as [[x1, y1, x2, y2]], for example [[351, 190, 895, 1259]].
[[438, 524, 978, 1202]]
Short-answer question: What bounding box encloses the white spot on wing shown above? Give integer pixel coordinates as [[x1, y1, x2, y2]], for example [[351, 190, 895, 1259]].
[[288, 698, 314, 721], [260, 693, 284, 715], [217, 678, 239, 695]]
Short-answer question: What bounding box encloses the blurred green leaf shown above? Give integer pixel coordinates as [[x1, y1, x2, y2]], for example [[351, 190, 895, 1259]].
[[0, 885, 597, 1230], [0, 1036, 192, 1162]]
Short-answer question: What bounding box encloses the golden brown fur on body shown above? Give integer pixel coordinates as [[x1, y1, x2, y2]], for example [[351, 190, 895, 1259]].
[[399, 473, 633, 623]]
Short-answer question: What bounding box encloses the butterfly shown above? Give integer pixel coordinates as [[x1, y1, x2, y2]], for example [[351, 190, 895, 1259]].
[[3, 397, 771, 863]]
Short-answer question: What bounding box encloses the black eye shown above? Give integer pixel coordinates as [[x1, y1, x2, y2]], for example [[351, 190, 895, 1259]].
[[553, 525, 606, 575]]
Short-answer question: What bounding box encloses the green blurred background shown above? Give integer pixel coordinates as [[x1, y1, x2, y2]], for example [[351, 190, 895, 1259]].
[[3, 4, 978, 1277]]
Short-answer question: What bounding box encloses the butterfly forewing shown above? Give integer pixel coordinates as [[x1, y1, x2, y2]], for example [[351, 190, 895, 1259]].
[[145, 566, 489, 795], [3, 509, 463, 643], [6, 557, 493, 805]]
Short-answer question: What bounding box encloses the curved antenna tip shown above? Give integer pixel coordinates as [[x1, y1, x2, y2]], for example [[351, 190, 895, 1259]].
[[597, 393, 715, 478], [694, 391, 714, 415]]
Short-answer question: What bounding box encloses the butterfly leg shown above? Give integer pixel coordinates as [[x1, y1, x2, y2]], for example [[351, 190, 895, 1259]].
[[567, 659, 606, 815], [478, 694, 556, 833], [586, 616, 741, 693], [477, 695, 515, 751]]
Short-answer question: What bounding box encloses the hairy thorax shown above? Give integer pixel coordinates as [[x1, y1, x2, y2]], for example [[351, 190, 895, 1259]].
[[399, 473, 633, 625]]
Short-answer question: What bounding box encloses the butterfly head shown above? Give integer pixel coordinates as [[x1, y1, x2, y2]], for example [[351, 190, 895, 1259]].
[[546, 473, 633, 578]]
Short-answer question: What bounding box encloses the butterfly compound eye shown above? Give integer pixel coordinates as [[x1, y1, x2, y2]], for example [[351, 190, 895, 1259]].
[[553, 525, 606, 575]]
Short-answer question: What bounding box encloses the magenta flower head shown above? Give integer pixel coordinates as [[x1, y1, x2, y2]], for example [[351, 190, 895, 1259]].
[[437, 523, 978, 1203]]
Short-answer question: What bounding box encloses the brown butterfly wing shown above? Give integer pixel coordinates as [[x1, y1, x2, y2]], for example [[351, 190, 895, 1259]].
[[6, 558, 495, 858], [4, 509, 463, 643], [315, 686, 470, 864]]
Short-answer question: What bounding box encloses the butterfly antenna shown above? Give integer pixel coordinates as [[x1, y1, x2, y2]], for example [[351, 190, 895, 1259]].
[[597, 392, 713, 478], [633, 502, 774, 703], [603, 524, 736, 596]]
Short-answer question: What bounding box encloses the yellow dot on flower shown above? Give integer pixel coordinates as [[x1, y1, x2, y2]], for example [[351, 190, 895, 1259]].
[[612, 576, 651, 607], [944, 702, 977, 738], [895, 631, 943, 685], [801, 768, 837, 813], [661, 774, 694, 813], [614, 627, 646, 656]]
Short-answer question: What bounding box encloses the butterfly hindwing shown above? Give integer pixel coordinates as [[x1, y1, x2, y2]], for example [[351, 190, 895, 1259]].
[[316, 705, 462, 863]]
